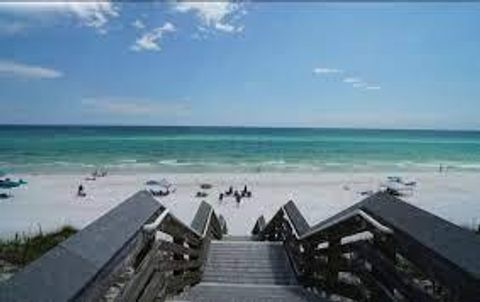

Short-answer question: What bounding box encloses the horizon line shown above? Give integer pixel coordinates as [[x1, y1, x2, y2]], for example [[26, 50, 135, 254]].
[[1, 123, 480, 133]]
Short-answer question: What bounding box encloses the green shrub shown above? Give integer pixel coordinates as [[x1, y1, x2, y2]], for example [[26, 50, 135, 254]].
[[0, 226, 77, 266]]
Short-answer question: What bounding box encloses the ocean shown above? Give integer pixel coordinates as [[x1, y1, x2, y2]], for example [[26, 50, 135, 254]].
[[1, 125, 480, 174]]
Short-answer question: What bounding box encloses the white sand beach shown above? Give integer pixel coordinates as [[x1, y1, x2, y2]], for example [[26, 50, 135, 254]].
[[0, 172, 479, 238]]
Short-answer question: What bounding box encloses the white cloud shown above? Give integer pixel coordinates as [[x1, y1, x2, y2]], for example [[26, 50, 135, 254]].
[[352, 82, 366, 88], [81, 97, 190, 117], [214, 22, 237, 33], [69, 1, 118, 30], [173, 1, 244, 34], [343, 77, 362, 84], [0, 1, 119, 33], [346, 78, 381, 91], [131, 22, 175, 52], [0, 60, 63, 79], [132, 19, 145, 30], [313, 67, 342, 75], [314, 68, 382, 91]]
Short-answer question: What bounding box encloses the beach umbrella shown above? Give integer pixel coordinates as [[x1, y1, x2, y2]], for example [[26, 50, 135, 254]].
[[0, 180, 21, 189], [146, 178, 172, 190], [145, 180, 160, 186], [158, 178, 172, 189]]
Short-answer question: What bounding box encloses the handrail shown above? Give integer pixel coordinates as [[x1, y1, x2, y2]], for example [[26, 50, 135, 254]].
[[254, 201, 392, 242], [301, 209, 393, 240], [143, 209, 170, 233], [116, 199, 224, 301], [0, 191, 227, 302], [252, 191, 480, 302]]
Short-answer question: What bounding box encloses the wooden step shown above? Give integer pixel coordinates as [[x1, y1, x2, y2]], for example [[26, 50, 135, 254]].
[[170, 283, 325, 302], [202, 241, 297, 285], [169, 240, 323, 301], [222, 235, 255, 241]]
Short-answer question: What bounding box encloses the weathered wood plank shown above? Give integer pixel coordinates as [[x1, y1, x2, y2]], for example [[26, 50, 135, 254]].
[[157, 239, 200, 258], [252, 215, 266, 235], [360, 193, 480, 299], [190, 201, 212, 235], [254, 193, 480, 301], [158, 215, 201, 246], [0, 191, 164, 302], [283, 201, 310, 237], [361, 192, 480, 281], [166, 272, 202, 293], [179, 284, 327, 302], [208, 211, 223, 239], [120, 248, 162, 301], [158, 259, 202, 272], [137, 271, 166, 302]]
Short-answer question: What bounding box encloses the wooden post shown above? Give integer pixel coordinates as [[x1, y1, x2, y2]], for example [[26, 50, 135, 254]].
[[326, 236, 341, 294], [374, 233, 395, 264], [173, 237, 185, 277], [302, 241, 315, 283], [371, 233, 396, 298]]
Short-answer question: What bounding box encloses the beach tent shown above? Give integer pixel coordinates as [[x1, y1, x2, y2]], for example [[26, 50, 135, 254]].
[[145, 178, 174, 194], [146, 178, 172, 189], [381, 179, 413, 197], [146, 178, 174, 197]]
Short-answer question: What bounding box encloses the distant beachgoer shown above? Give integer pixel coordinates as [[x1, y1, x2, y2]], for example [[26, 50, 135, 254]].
[[243, 185, 248, 194], [439, 164, 443, 173], [235, 194, 241, 206], [219, 193, 224, 202], [226, 186, 233, 196], [77, 184, 86, 197]]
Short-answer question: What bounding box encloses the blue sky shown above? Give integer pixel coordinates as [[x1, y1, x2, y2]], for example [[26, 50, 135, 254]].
[[0, 2, 479, 129]]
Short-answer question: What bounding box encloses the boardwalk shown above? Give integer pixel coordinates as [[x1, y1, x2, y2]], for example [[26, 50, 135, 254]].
[[171, 238, 321, 302], [1, 191, 480, 301]]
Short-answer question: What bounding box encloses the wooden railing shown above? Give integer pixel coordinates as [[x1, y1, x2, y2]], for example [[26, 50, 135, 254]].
[[109, 201, 225, 301], [0, 191, 226, 302], [252, 191, 480, 302]]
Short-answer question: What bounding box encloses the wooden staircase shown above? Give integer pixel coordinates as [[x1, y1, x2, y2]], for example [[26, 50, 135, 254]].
[[170, 237, 322, 301], [3, 191, 480, 302]]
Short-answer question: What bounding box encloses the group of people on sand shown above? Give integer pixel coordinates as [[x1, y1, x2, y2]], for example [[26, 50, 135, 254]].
[[77, 168, 108, 198], [219, 185, 252, 206], [85, 169, 108, 181]]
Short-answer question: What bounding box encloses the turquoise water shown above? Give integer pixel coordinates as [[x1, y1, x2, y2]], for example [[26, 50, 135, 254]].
[[1, 126, 480, 173]]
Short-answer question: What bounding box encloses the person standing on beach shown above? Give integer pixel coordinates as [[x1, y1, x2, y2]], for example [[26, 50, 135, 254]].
[[234, 191, 241, 207]]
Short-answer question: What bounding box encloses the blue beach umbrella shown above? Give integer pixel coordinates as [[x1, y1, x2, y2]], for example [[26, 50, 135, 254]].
[[0, 180, 21, 189], [0, 177, 27, 189]]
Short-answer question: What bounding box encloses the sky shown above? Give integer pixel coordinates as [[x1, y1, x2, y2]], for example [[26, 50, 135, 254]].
[[0, 1, 479, 130]]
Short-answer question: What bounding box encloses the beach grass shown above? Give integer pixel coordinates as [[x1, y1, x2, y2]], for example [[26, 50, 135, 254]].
[[0, 225, 77, 266]]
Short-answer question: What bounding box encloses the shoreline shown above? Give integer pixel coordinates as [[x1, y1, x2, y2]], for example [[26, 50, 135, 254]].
[[4, 160, 480, 175], [1, 171, 479, 238]]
